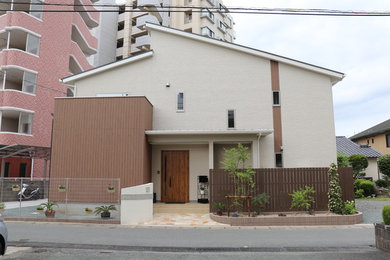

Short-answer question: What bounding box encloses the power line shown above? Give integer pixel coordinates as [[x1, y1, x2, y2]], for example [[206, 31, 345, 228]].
[[1, 1, 390, 16]]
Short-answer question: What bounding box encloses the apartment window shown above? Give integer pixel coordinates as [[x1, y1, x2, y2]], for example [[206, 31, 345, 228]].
[[118, 5, 125, 14], [201, 26, 215, 38], [218, 3, 227, 14], [184, 10, 192, 24], [225, 16, 232, 27], [1, 69, 37, 94], [177, 92, 184, 111], [26, 34, 40, 56], [275, 153, 283, 167], [0, 110, 34, 135], [118, 21, 124, 31], [117, 39, 123, 48], [273, 91, 280, 105], [201, 8, 214, 22], [30, 0, 43, 19], [386, 134, 390, 148], [218, 21, 227, 32], [227, 110, 235, 128]]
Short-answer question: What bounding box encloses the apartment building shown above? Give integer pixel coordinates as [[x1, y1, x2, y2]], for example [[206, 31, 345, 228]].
[[115, 0, 235, 59], [0, 0, 99, 178]]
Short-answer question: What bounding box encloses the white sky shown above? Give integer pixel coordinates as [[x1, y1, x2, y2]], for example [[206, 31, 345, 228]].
[[223, 0, 390, 137]]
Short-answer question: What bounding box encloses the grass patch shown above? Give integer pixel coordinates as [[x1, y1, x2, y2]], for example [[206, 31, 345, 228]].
[[355, 195, 390, 201]]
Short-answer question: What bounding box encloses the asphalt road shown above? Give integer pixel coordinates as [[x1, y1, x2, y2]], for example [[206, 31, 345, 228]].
[[3, 247, 390, 260], [6, 222, 375, 249]]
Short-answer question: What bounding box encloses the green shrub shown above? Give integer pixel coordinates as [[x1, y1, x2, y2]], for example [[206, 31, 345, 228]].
[[328, 163, 343, 214], [290, 186, 315, 214], [383, 205, 390, 225], [375, 179, 389, 188], [359, 180, 375, 196], [344, 200, 357, 215], [354, 179, 364, 192], [337, 153, 349, 167], [378, 154, 390, 178], [252, 193, 270, 215], [348, 154, 368, 179], [355, 189, 364, 198]]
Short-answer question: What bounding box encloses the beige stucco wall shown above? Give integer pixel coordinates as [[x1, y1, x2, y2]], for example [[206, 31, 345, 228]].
[[279, 63, 337, 167], [151, 144, 209, 201], [356, 132, 390, 155]]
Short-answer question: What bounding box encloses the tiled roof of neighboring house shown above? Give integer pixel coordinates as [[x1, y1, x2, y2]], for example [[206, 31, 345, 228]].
[[350, 119, 390, 140], [336, 136, 382, 158]]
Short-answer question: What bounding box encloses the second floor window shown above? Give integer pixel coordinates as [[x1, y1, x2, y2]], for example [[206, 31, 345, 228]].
[[228, 110, 235, 128], [177, 92, 184, 111]]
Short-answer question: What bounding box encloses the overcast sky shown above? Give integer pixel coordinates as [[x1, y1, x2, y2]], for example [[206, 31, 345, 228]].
[[223, 0, 390, 137]]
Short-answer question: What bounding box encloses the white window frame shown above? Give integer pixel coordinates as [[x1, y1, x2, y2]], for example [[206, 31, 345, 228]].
[[26, 33, 40, 56], [218, 20, 227, 32]]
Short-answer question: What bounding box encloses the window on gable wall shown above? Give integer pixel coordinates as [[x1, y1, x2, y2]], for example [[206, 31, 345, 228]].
[[386, 134, 390, 148], [177, 92, 184, 111]]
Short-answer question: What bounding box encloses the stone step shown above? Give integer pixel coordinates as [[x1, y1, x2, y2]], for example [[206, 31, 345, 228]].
[[153, 202, 209, 214]]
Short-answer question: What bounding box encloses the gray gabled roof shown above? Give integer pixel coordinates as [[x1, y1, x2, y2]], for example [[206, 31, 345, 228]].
[[350, 119, 390, 140], [336, 136, 382, 158]]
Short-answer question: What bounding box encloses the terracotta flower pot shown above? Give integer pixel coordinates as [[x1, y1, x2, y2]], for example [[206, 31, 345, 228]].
[[45, 210, 56, 218]]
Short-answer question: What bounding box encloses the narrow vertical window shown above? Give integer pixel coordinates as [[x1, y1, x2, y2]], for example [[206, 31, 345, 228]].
[[228, 110, 235, 128], [273, 91, 280, 105], [22, 71, 37, 94], [275, 153, 283, 167], [177, 92, 184, 111], [18, 112, 33, 134], [386, 134, 390, 148]]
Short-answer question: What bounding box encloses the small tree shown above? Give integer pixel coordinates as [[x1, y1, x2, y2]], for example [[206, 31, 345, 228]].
[[348, 154, 368, 179], [222, 143, 255, 212], [290, 186, 315, 214], [337, 153, 349, 167], [328, 163, 343, 214], [378, 154, 390, 179]]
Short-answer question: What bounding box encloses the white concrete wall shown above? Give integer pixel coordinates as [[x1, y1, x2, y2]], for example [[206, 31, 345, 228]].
[[279, 63, 337, 167], [74, 29, 338, 169], [365, 158, 380, 180], [151, 144, 209, 201], [121, 183, 153, 225]]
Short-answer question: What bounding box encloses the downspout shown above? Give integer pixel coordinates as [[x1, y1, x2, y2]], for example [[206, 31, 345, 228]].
[[257, 132, 261, 168]]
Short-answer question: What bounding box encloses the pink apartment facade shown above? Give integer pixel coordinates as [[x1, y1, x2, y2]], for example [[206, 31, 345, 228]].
[[0, 0, 99, 177]]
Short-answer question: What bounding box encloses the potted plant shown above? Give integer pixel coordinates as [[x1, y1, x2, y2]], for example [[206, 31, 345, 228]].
[[41, 202, 58, 217], [375, 205, 390, 252], [58, 185, 66, 192], [36, 205, 44, 212], [212, 202, 225, 216], [12, 184, 20, 192], [84, 207, 93, 214], [94, 205, 117, 219], [107, 184, 115, 193], [0, 204, 5, 212], [200, 187, 205, 195]]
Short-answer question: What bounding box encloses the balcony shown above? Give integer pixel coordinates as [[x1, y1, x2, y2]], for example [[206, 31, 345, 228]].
[[117, 29, 124, 40], [74, 0, 99, 28], [0, 0, 43, 19], [73, 13, 98, 48], [132, 26, 147, 37], [0, 67, 37, 94], [137, 0, 163, 22], [0, 109, 34, 135], [132, 9, 148, 19], [0, 29, 40, 56], [136, 15, 159, 29], [116, 47, 124, 57], [69, 55, 83, 75], [134, 35, 151, 50], [69, 41, 93, 71], [71, 25, 97, 56]]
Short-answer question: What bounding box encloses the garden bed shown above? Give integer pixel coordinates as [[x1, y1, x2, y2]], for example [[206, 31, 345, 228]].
[[210, 211, 363, 226]]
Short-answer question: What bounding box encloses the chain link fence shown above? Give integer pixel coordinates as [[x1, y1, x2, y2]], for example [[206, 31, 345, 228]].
[[0, 178, 120, 220]]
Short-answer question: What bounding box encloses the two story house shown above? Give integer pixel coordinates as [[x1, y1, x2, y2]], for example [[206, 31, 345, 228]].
[[51, 23, 344, 203]]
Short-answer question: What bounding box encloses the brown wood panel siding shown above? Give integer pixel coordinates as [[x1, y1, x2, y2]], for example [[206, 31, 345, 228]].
[[270, 61, 283, 154], [271, 60, 280, 91], [50, 97, 153, 192], [209, 167, 354, 213]]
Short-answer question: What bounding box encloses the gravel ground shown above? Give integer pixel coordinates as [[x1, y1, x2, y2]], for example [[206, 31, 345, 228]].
[[355, 200, 390, 224]]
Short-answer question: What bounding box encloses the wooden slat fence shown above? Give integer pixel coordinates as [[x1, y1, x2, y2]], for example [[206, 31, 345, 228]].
[[209, 167, 354, 213]]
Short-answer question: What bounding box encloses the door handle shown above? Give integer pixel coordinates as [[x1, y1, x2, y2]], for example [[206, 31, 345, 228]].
[[169, 176, 172, 187]]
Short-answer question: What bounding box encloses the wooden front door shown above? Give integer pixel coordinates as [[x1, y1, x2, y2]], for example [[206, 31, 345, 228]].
[[161, 151, 189, 203]]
